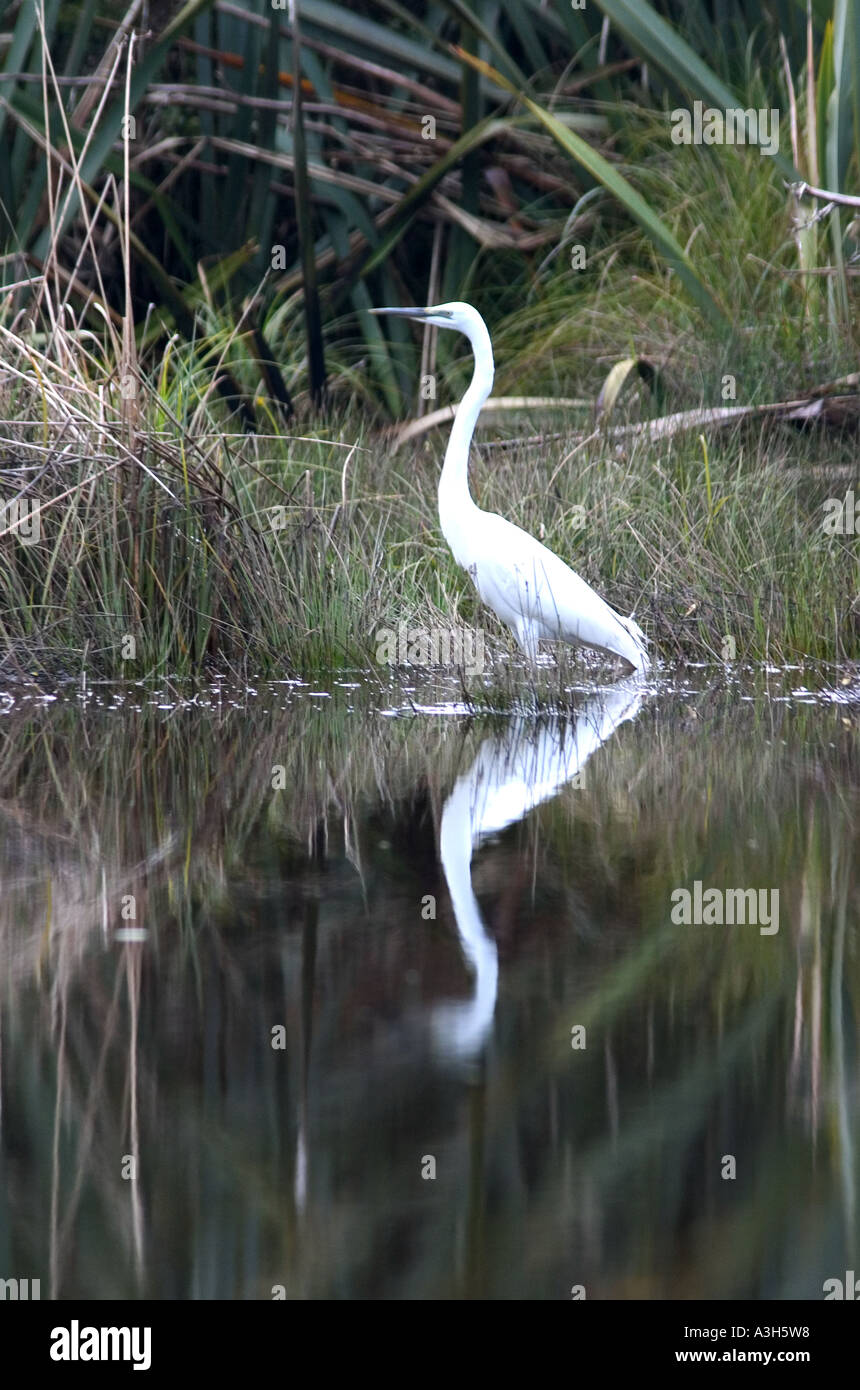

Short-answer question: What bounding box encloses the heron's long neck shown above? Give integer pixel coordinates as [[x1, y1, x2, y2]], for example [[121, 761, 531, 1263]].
[[438, 323, 494, 549]]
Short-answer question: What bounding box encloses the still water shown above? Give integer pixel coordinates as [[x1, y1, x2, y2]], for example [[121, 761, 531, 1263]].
[[1, 666, 858, 1299]]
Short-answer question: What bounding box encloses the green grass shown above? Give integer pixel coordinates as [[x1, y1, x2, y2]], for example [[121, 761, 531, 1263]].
[[1, 118, 858, 683]]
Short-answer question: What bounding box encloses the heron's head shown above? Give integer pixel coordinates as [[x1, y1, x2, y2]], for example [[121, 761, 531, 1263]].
[[369, 303, 493, 383], [369, 301, 487, 336]]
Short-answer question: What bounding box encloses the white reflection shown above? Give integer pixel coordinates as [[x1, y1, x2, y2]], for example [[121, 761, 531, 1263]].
[[433, 682, 646, 1060]]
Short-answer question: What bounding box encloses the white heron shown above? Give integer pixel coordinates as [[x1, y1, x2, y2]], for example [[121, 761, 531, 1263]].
[[370, 301, 649, 673]]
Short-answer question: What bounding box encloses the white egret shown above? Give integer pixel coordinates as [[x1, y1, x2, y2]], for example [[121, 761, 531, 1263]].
[[370, 301, 649, 673]]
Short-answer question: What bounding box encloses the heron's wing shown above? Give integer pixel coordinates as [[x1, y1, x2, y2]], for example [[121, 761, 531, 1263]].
[[470, 513, 645, 663], [469, 514, 593, 623]]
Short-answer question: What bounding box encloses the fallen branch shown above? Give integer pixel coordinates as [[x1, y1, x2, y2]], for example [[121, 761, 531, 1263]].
[[381, 389, 860, 451], [382, 396, 592, 449]]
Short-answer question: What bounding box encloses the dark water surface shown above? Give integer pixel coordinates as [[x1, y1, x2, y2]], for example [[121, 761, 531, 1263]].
[[1, 666, 858, 1299]]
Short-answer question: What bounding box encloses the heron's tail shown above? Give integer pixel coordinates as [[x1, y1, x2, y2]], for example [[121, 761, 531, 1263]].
[[616, 612, 650, 672]]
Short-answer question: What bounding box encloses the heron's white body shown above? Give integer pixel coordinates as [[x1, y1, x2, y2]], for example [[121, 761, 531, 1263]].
[[371, 300, 649, 673]]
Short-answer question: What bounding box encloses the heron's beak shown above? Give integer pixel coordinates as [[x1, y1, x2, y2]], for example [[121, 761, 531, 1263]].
[[368, 306, 451, 322], [369, 306, 420, 317]]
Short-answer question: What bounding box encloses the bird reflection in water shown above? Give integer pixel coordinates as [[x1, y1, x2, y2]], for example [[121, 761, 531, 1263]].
[[433, 682, 646, 1060]]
